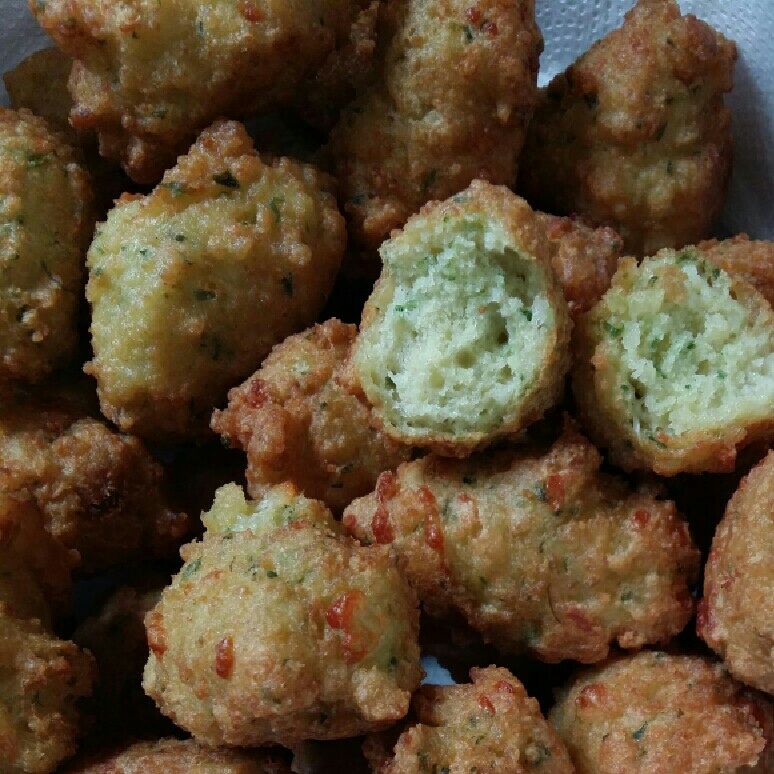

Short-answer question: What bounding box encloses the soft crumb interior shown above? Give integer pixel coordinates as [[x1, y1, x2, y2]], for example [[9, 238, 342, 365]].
[[360, 217, 554, 435], [602, 251, 774, 439]]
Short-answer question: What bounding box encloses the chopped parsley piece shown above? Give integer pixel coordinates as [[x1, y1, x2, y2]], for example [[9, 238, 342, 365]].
[[266, 570, 278, 578], [521, 308, 533, 321], [462, 474, 476, 485], [269, 196, 283, 222], [534, 483, 548, 502], [193, 289, 216, 301], [213, 170, 240, 189], [603, 321, 624, 337], [632, 721, 649, 741], [181, 558, 201, 579], [164, 181, 187, 197]]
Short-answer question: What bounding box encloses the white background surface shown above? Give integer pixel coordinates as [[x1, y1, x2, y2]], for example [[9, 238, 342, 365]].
[[1, 0, 771, 236]]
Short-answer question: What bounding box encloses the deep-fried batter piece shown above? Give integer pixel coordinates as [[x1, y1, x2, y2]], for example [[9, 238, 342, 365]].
[[0, 108, 93, 384], [537, 213, 624, 318], [143, 483, 422, 746], [85, 120, 345, 440], [327, 0, 542, 255], [0, 387, 189, 573], [343, 424, 699, 663], [550, 651, 773, 773], [573, 246, 774, 474], [698, 451, 774, 695], [32, 0, 381, 182], [211, 319, 411, 513], [365, 666, 573, 773], [519, 0, 737, 256]]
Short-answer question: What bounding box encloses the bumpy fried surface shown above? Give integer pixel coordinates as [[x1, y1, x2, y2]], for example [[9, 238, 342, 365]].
[[537, 213, 624, 318], [32, 0, 380, 183], [66, 739, 291, 774], [0, 611, 94, 774], [212, 319, 411, 513], [519, 0, 736, 256], [0, 108, 93, 384], [352, 183, 571, 456], [85, 120, 345, 440], [327, 0, 542, 255], [698, 451, 774, 695], [550, 651, 773, 773], [365, 666, 573, 773], [573, 246, 774, 475], [0, 387, 189, 573], [143, 483, 422, 746], [344, 424, 699, 663]]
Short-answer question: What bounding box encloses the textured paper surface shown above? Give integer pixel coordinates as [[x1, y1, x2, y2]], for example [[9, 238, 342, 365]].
[[1, 0, 771, 238]]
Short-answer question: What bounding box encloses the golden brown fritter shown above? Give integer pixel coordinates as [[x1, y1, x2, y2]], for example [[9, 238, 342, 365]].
[[537, 213, 624, 318], [0, 108, 94, 384], [143, 483, 422, 746], [343, 424, 699, 663], [550, 651, 773, 773], [32, 0, 381, 183], [0, 611, 94, 774], [66, 739, 291, 774], [0, 387, 189, 573], [211, 319, 411, 513], [572, 246, 774, 475], [519, 0, 737, 256], [327, 0, 542, 256], [85, 120, 345, 441], [698, 451, 774, 695], [365, 666, 573, 773]]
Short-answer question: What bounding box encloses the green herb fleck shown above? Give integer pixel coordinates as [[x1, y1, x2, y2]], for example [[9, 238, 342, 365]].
[[718, 370, 727, 379], [269, 196, 283, 222], [462, 474, 476, 485], [534, 483, 547, 502], [266, 570, 278, 578], [181, 558, 201, 579], [281, 273, 293, 296], [164, 181, 187, 197], [463, 24, 474, 42], [213, 170, 240, 189], [632, 721, 649, 741], [26, 152, 51, 168], [603, 321, 623, 337], [194, 289, 216, 301]]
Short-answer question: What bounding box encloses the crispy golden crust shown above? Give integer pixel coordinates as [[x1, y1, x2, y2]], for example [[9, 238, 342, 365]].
[[85, 120, 345, 441], [537, 213, 624, 318], [143, 486, 422, 746], [211, 320, 411, 513], [519, 0, 736, 256], [343, 424, 698, 663], [365, 666, 573, 773], [351, 183, 572, 456], [66, 739, 291, 774], [0, 108, 94, 384], [550, 652, 773, 773], [699, 452, 774, 695], [32, 0, 378, 182], [572, 248, 774, 475], [327, 0, 542, 254], [0, 388, 189, 573], [697, 235, 774, 308], [0, 612, 94, 774]]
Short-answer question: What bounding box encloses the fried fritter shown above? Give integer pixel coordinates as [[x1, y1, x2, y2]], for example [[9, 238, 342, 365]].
[[327, 0, 542, 255], [698, 451, 774, 695], [364, 666, 573, 773], [66, 739, 291, 774], [0, 108, 94, 384], [85, 120, 345, 441], [211, 319, 411, 513], [573, 246, 774, 475], [143, 483, 422, 746], [32, 0, 381, 183], [0, 386, 189, 573], [0, 611, 94, 774], [550, 651, 773, 773], [519, 0, 737, 256], [351, 182, 571, 457], [343, 424, 699, 663]]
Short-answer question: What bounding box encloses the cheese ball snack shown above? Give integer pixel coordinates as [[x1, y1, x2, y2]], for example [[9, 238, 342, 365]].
[[550, 651, 773, 773], [211, 319, 411, 513], [343, 424, 699, 663], [364, 666, 573, 773], [573, 246, 774, 475], [85, 120, 345, 441], [0, 108, 94, 385], [32, 0, 380, 183], [698, 451, 774, 695], [327, 0, 542, 254], [143, 483, 422, 746], [519, 0, 737, 256], [351, 182, 571, 457]]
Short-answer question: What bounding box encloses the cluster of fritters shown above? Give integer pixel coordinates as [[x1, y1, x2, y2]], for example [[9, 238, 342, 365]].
[[0, 0, 772, 771]]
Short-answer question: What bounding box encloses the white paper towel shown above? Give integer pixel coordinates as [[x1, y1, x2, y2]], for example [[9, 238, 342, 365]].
[[0, 0, 771, 236]]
